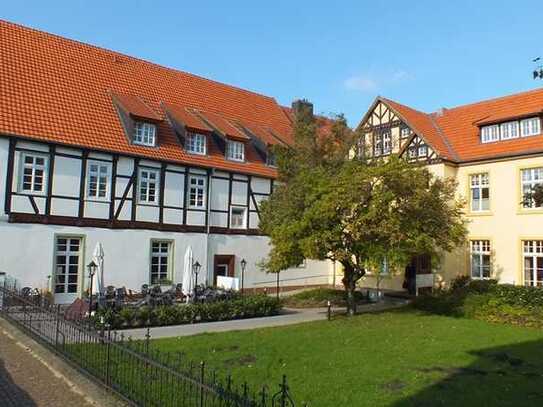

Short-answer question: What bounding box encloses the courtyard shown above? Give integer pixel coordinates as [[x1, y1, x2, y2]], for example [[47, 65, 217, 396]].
[[151, 308, 543, 406]]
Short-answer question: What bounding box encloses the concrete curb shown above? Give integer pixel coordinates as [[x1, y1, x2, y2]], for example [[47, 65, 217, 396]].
[[0, 317, 129, 407]]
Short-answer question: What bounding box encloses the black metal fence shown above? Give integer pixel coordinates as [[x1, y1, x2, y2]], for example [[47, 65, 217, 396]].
[[0, 278, 301, 407]]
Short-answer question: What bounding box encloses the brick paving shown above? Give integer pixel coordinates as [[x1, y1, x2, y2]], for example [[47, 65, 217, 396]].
[[0, 329, 95, 407]]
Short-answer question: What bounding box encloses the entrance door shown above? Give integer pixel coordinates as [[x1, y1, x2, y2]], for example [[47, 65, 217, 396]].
[[54, 236, 82, 304], [213, 255, 235, 286], [407, 254, 432, 295]]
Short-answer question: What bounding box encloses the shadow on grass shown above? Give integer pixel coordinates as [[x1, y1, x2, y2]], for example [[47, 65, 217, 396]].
[[392, 339, 543, 407]]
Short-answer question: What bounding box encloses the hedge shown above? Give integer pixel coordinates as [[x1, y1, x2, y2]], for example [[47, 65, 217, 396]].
[[95, 294, 282, 329], [414, 277, 543, 328]]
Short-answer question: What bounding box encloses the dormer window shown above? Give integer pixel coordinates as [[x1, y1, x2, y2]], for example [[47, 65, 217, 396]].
[[226, 140, 245, 162], [481, 117, 541, 144], [500, 121, 519, 140], [185, 132, 206, 155], [133, 121, 156, 146], [267, 151, 277, 167], [521, 117, 541, 137], [481, 125, 499, 143]]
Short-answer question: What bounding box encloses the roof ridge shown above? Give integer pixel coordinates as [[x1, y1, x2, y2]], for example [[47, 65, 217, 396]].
[[433, 87, 543, 113], [0, 19, 279, 104]]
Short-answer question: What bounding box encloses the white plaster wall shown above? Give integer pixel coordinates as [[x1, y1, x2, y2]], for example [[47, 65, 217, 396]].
[[0, 222, 331, 298], [52, 156, 81, 197]]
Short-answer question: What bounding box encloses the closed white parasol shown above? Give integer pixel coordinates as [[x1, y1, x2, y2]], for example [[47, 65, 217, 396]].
[[92, 242, 105, 295], [182, 246, 193, 302]]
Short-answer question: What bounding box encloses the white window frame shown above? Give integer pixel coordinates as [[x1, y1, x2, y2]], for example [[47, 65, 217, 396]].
[[470, 240, 491, 279], [470, 173, 490, 212], [382, 132, 392, 155], [150, 240, 173, 285], [138, 168, 160, 204], [185, 132, 207, 155], [400, 127, 411, 139], [521, 167, 543, 209], [226, 140, 245, 162], [374, 134, 383, 156], [54, 236, 82, 295], [481, 125, 499, 143], [380, 257, 389, 275], [133, 122, 157, 147], [86, 160, 111, 201], [19, 152, 48, 194], [418, 144, 428, 157], [521, 117, 541, 137], [230, 206, 247, 229], [188, 175, 206, 209], [500, 121, 519, 140], [523, 240, 543, 287]]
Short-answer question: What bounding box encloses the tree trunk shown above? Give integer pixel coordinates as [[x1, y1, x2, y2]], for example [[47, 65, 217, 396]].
[[341, 263, 357, 316]]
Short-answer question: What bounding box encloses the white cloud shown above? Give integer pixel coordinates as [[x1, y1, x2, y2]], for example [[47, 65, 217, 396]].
[[343, 69, 411, 93], [343, 75, 378, 92]]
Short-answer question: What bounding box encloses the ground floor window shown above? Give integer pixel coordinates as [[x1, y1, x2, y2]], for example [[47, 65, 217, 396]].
[[523, 240, 543, 287], [54, 236, 81, 294], [150, 240, 172, 285], [470, 240, 491, 279]]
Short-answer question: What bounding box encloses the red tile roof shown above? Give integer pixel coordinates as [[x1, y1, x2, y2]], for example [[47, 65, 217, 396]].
[[0, 20, 302, 177], [376, 89, 543, 163]]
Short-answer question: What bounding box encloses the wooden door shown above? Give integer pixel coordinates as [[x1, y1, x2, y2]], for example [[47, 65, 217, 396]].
[[213, 255, 235, 286]]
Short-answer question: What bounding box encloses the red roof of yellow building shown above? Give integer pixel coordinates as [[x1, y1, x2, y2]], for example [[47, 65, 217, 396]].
[[377, 88, 543, 163]]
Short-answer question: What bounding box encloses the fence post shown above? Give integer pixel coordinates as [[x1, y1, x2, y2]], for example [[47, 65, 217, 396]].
[[145, 327, 151, 354], [199, 361, 205, 407], [105, 325, 111, 386], [55, 304, 61, 347]]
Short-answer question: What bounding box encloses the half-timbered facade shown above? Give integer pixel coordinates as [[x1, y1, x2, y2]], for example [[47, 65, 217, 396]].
[[0, 20, 330, 302], [357, 92, 543, 292]]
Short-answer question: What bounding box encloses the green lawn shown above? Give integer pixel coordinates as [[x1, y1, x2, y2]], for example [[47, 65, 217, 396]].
[[152, 308, 543, 407]]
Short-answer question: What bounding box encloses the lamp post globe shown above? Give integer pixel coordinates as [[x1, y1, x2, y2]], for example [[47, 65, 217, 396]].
[[240, 258, 247, 294], [86, 260, 98, 316], [192, 261, 201, 302]]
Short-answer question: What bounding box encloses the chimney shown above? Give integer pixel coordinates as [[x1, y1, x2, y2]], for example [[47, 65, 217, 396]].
[[291, 99, 314, 119], [435, 107, 447, 117]]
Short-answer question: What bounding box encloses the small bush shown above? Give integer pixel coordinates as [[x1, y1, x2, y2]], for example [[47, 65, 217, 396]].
[[95, 294, 282, 329], [414, 277, 543, 328], [283, 288, 367, 308]]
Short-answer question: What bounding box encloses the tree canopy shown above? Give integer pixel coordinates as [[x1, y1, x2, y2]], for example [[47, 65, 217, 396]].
[[259, 109, 467, 314]]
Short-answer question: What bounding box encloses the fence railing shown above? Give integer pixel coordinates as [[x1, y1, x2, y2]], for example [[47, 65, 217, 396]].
[[0, 278, 302, 407]]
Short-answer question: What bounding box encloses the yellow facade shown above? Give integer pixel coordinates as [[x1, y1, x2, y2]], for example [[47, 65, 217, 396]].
[[334, 99, 543, 292]]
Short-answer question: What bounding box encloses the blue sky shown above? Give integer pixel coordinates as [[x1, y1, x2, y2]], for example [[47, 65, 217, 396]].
[[3, 1, 543, 125]]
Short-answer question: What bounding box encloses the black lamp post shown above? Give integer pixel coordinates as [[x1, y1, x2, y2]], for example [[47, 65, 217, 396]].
[[192, 261, 201, 302], [87, 260, 98, 315], [240, 258, 247, 294]]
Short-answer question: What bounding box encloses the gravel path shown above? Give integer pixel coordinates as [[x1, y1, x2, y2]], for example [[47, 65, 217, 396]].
[[0, 327, 95, 407]]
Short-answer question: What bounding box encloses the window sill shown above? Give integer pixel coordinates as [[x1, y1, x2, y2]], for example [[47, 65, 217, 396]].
[[85, 198, 111, 204], [17, 190, 47, 197], [137, 202, 159, 207], [466, 210, 493, 217], [517, 208, 543, 215]]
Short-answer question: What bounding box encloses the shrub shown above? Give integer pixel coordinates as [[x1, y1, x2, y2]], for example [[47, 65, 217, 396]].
[[413, 277, 543, 328], [283, 288, 367, 308], [95, 294, 282, 330]]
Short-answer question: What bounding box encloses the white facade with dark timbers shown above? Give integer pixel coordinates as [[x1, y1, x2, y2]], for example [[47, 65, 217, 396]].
[[0, 20, 330, 303]]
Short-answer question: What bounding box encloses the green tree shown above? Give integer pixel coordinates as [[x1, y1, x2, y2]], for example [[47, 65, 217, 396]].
[[260, 110, 467, 315]]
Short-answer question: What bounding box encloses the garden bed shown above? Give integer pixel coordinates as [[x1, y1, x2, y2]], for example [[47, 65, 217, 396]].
[[95, 294, 282, 329]]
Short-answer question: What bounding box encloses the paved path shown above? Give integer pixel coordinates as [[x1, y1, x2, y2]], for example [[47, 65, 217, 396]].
[[0, 325, 96, 407], [123, 297, 408, 340]]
